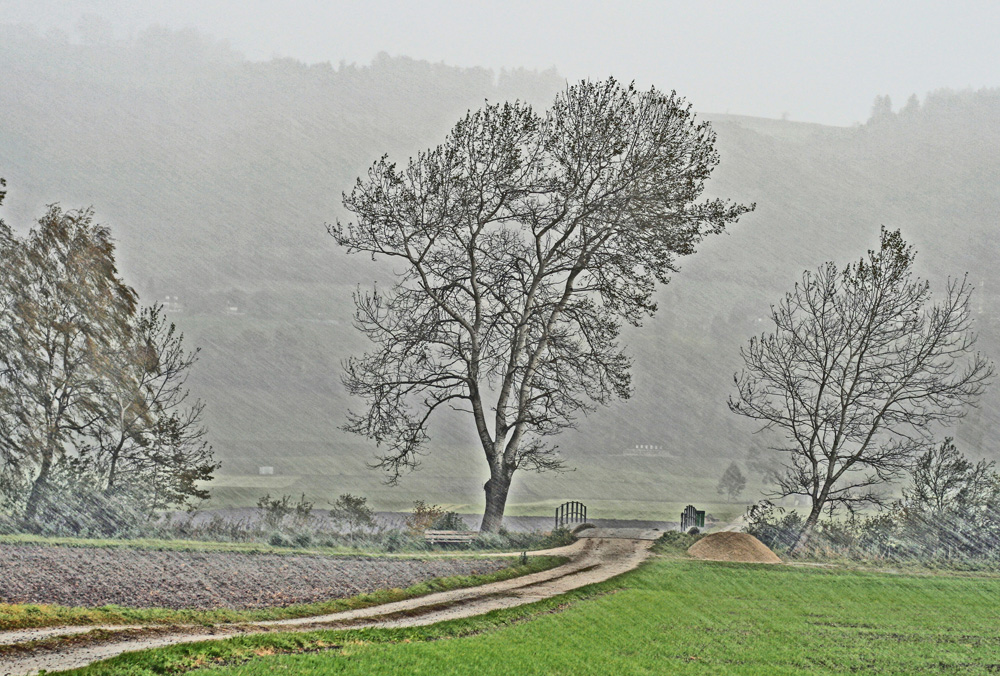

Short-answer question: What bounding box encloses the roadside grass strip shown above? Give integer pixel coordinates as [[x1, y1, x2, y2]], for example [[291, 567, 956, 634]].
[[0, 557, 563, 631], [48, 555, 1000, 676], [0, 533, 548, 557]]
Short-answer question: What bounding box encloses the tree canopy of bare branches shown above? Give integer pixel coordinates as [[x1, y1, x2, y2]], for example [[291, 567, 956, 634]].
[[333, 78, 752, 531], [90, 304, 217, 512], [729, 228, 993, 554]]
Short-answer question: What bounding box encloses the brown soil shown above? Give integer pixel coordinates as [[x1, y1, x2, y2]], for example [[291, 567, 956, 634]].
[[0, 545, 508, 610], [686, 532, 781, 564], [0, 537, 654, 676]]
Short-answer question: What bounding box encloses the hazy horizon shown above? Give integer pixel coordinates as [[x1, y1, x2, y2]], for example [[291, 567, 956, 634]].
[[1, 2, 999, 521], [4, 0, 999, 126]]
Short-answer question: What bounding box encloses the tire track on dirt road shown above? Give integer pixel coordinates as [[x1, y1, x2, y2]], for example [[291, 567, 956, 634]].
[[0, 533, 656, 675]]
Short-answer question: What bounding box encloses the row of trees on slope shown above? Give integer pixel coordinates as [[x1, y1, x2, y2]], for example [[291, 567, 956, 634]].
[[0, 181, 218, 534]]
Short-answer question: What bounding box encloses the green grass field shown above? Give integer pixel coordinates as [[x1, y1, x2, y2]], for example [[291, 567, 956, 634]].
[[135, 557, 1000, 676]]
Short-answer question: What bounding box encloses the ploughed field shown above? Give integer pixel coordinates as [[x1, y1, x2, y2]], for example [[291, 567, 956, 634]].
[[0, 544, 508, 610]]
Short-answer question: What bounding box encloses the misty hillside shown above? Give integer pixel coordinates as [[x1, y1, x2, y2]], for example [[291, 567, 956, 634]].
[[2, 25, 999, 518]]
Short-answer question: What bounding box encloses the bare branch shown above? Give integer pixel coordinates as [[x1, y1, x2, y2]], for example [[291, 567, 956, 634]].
[[730, 228, 994, 554]]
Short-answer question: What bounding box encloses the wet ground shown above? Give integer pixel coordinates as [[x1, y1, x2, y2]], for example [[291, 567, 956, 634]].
[[0, 536, 654, 676]]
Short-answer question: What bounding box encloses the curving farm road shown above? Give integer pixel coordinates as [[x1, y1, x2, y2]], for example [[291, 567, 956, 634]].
[[0, 530, 657, 676]]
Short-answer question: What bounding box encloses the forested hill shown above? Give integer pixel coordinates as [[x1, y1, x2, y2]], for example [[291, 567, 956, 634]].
[[0, 24, 562, 296], [3, 25, 999, 514]]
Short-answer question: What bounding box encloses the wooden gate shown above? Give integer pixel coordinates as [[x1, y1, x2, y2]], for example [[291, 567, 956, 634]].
[[680, 504, 705, 531], [555, 501, 587, 530]]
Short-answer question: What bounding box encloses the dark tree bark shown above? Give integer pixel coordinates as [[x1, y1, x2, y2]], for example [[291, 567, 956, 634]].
[[22, 448, 52, 522], [481, 470, 513, 534]]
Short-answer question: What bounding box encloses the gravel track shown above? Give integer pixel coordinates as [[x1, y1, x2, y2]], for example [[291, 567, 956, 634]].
[[0, 535, 654, 676], [0, 545, 508, 610]]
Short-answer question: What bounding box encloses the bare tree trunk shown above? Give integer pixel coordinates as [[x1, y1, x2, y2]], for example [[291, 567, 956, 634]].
[[480, 470, 511, 533], [23, 449, 54, 523], [789, 501, 824, 556], [105, 436, 126, 493]]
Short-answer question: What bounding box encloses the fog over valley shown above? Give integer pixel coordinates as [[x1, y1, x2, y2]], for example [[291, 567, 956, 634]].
[[6, 8, 1000, 674], [1, 10, 998, 522]]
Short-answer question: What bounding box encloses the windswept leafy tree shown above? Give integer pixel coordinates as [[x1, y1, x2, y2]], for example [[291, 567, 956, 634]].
[[730, 229, 993, 554], [0, 195, 217, 528], [0, 205, 138, 521], [897, 438, 1000, 557], [906, 437, 995, 513], [334, 78, 752, 531], [0, 181, 18, 508]]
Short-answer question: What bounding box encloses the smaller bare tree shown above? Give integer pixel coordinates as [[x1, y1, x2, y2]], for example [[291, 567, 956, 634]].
[[717, 462, 747, 502], [92, 304, 217, 513], [730, 228, 993, 554]]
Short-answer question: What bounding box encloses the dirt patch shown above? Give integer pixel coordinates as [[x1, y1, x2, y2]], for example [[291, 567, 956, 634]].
[[0, 545, 508, 610], [0, 537, 654, 676], [686, 532, 781, 564]]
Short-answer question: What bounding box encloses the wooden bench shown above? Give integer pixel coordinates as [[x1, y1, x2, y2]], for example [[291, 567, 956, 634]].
[[424, 530, 478, 545]]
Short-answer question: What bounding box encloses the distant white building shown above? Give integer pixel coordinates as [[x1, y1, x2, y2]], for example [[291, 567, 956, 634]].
[[258, 466, 274, 475], [163, 295, 183, 313], [622, 444, 672, 457]]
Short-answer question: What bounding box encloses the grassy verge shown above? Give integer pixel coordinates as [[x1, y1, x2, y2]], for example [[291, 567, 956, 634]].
[[0, 531, 570, 557], [0, 533, 323, 556], [0, 556, 564, 631], [52, 554, 1000, 676]]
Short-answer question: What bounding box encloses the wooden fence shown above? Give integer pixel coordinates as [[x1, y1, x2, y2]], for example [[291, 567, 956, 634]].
[[555, 500, 587, 530], [680, 504, 705, 531]]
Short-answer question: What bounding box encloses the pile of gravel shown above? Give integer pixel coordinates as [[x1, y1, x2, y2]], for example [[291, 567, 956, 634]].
[[686, 532, 781, 564], [0, 545, 509, 610]]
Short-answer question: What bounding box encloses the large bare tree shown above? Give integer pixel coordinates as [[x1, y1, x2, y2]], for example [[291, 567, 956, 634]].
[[730, 228, 993, 554], [333, 79, 752, 531]]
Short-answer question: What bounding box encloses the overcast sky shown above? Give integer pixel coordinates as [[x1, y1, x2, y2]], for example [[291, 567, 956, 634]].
[[3, 0, 999, 125]]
